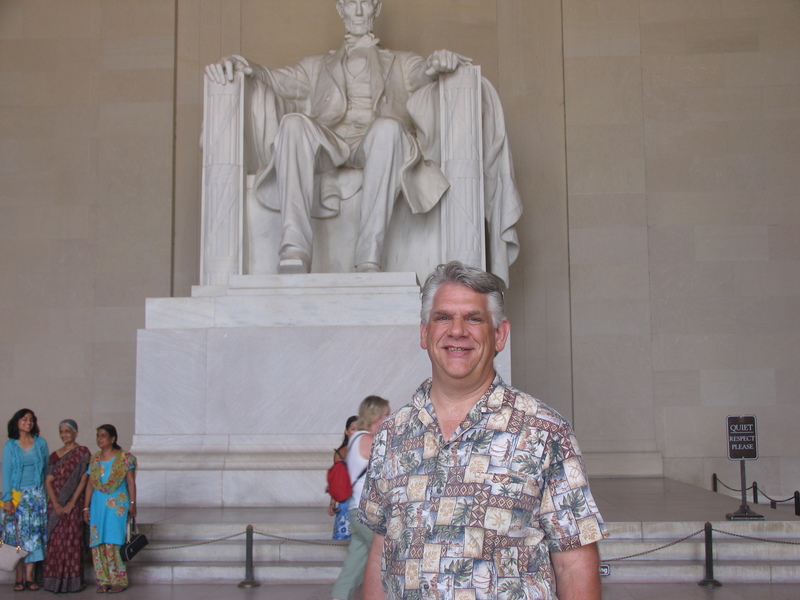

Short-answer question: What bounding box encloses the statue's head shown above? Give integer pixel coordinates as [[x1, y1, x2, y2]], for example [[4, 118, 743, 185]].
[[336, 0, 382, 36]]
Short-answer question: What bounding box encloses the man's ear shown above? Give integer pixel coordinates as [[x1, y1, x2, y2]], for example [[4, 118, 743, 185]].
[[420, 321, 428, 350], [494, 320, 510, 353]]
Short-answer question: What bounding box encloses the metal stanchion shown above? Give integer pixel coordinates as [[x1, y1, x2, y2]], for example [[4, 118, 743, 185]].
[[238, 524, 261, 588], [697, 522, 722, 588], [712, 473, 718, 493], [795, 491, 800, 517], [752, 481, 759, 505]]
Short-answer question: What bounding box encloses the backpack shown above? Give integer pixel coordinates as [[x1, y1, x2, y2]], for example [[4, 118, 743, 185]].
[[326, 453, 352, 502], [326, 433, 368, 503]]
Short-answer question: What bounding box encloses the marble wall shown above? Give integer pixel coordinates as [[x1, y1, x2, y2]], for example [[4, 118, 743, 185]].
[[562, 0, 800, 494], [0, 0, 175, 451], [1, 1, 798, 500]]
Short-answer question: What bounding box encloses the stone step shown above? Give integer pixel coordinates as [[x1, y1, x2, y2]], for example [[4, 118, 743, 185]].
[[137, 538, 347, 563], [127, 561, 342, 585], [600, 559, 800, 584]]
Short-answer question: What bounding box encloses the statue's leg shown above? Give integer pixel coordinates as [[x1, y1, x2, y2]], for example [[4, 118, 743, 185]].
[[353, 118, 411, 272], [272, 114, 346, 273]]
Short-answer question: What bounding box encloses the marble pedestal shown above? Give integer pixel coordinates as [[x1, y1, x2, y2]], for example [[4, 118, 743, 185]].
[[132, 272, 511, 507]]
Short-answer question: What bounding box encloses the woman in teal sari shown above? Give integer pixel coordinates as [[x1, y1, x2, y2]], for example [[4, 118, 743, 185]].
[[82, 425, 137, 594]]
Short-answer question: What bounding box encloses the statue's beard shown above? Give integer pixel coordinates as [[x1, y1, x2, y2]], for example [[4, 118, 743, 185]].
[[343, 16, 375, 36]]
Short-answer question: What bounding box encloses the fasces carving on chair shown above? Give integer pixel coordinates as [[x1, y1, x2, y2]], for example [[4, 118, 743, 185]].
[[200, 0, 522, 286]]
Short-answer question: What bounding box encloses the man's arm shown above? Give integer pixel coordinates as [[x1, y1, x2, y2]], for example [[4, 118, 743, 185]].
[[363, 533, 385, 599], [551, 542, 601, 600]]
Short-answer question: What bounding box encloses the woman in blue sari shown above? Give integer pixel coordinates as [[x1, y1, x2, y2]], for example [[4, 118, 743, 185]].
[[2, 408, 49, 592], [82, 424, 137, 594]]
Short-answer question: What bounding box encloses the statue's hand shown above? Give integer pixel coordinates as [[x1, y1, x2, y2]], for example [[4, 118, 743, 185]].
[[205, 55, 254, 84], [425, 50, 472, 76]]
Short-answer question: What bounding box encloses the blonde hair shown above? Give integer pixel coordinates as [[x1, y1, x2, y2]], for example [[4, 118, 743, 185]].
[[356, 395, 390, 431]]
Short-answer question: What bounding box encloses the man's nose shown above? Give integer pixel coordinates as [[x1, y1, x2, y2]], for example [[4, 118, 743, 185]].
[[449, 317, 466, 336]]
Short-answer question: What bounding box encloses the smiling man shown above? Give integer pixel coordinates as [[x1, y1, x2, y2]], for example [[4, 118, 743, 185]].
[[359, 261, 609, 600]]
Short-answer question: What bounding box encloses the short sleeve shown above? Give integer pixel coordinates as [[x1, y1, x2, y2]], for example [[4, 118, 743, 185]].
[[537, 428, 608, 551]]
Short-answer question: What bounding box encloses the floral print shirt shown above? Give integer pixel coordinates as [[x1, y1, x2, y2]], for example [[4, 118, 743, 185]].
[[359, 375, 608, 600]]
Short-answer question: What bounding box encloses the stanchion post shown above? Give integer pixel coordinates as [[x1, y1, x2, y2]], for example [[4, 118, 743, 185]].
[[752, 481, 759, 505], [712, 473, 718, 493], [238, 524, 261, 588], [698, 522, 722, 588], [795, 491, 800, 517]]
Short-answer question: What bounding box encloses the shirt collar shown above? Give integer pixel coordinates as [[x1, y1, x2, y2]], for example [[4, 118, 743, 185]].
[[344, 33, 380, 54], [414, 373, 507, 436]]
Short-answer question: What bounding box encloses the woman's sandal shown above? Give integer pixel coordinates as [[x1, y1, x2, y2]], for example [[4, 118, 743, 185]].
[[13, 580, 25, 592], [25, 581, 40, 591], [96, 584, 109, 594], [108, 585, 126, 594]]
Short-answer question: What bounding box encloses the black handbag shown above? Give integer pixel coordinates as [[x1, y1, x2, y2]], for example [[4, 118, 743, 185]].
[[119, 517, 148, 562]]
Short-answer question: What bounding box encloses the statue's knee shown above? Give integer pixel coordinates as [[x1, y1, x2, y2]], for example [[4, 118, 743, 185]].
[[278, 113, 314, 136], [369, 117, 404, 142]]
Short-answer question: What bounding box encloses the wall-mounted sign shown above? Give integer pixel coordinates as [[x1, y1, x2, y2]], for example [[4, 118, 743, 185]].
[[727, 415, 758, 461]]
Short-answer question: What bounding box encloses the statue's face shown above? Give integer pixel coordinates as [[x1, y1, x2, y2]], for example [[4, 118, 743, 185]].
[[337, 0, 381, 36]]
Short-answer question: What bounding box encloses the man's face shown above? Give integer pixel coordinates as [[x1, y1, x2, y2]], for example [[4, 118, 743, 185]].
[[421, 283, 510, 391], [337, 0, 380, 36]]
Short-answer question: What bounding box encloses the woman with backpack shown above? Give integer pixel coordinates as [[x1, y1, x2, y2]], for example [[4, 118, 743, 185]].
[[331, 396, 390, 600], [329, 415, 358, 540]]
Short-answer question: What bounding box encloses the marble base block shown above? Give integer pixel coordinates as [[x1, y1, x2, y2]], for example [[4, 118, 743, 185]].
[[133, 273, 511, 507]]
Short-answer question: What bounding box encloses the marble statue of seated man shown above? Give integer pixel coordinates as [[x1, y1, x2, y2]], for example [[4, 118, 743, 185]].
[[206, 0, 471, 274]]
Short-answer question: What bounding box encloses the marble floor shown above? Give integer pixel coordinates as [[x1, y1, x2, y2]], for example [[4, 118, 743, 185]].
[[5, 581, 798, 599], [7, 478, 799, 598]]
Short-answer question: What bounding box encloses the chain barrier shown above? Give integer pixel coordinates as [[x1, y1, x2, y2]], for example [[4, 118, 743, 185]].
[[715, 478, 753, 493], [603, 524, 800, 564], [136, 524, 800, 555], [755, 489, 797, 504], [253, 528, 346, 547], [140, 530, 246, 552], [713, 474, 800, 515], [602, 529, 703, 562], [136, 528, 348, 553], [712, 527, 800, 546]]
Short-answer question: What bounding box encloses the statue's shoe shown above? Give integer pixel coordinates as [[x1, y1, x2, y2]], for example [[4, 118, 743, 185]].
[[278, 249, 311, 274], [355, 262, 381, 273]]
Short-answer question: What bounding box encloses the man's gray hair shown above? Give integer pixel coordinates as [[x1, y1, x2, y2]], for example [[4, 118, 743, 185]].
[[420, 261, 506, 327]]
